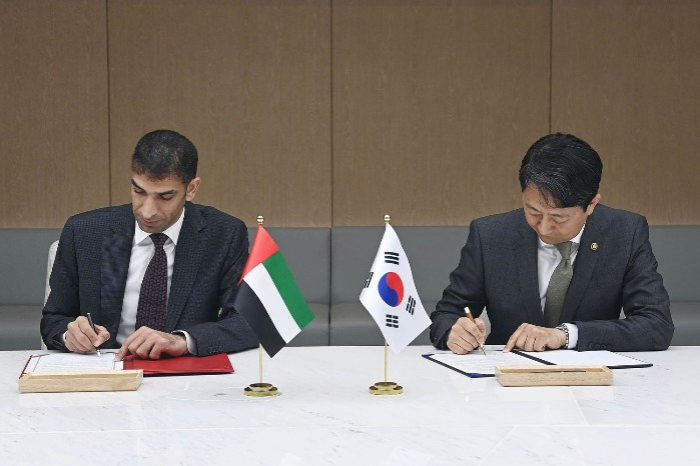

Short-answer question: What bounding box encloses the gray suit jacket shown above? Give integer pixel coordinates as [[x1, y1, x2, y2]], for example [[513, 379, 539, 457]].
[[430, 205, 674, 352], [41, 202, 258, 355]]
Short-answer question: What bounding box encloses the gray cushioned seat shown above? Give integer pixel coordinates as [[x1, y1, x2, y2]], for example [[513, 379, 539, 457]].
[[649, 226, 700, 345], [1, 224, 699, 350], [0, 229, 62, 350]]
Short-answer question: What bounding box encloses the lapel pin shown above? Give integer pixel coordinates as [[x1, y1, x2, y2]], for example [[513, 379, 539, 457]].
[[591, 242, 599, 251]]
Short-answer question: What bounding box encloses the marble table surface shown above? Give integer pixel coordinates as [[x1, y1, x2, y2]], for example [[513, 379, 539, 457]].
[[1, 345, 698, 465]]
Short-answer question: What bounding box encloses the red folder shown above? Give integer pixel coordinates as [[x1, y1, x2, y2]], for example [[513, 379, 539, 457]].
[[122, 353, 234, 376]]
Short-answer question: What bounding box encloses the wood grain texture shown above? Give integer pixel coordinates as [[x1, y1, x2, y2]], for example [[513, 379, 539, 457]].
[[552, 0, 700, 224], [332, 0, 551, 226], [4, 0, 698, 228], [108, 0, 331, 227], [18, 370, 142, 393], [0, 0, 109, 228], [496, 365, 613, 387]]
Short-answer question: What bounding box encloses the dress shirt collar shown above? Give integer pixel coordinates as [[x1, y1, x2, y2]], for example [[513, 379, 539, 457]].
[[133, 207, 185, 246], [537, 223, 586, 251]]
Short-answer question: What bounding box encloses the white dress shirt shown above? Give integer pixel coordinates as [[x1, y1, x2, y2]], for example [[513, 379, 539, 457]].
[[537, 225, 585, 348], [117, 208, 195, 353]]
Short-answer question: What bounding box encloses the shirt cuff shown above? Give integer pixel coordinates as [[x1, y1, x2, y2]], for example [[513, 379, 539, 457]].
[[563, 323, 578, 349], [173, 330, 196, 354]]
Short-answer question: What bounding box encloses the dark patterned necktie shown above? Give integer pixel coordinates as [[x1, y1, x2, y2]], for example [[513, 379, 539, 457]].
[[136, 233, 168, 330], [544, 241, 573, 328]]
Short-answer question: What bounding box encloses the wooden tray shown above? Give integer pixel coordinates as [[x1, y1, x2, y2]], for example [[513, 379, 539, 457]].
[[19, 370, 143, 393], [495, 365, 612, 387]]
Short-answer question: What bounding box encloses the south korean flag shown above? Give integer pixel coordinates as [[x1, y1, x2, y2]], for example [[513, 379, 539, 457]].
[[360, 223, 430, 354]]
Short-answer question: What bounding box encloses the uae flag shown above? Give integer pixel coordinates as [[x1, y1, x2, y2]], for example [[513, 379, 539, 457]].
[[234, 224, 314, 357]]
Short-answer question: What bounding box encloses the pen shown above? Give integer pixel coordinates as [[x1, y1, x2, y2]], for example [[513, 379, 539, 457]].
[[464, 307, 487, 356], [86, 312, 101, 357]]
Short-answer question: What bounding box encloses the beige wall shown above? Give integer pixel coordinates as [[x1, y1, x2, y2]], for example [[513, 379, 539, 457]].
[[333, 0, 550, 226], [551, 0, 700, 225], [0, 0, 109, 228], [2, 0, 699, 228], [108, 0, 332, 227]]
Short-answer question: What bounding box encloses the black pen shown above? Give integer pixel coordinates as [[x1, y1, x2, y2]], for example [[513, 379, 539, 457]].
[[464, 307, 487, 356], [86, 312, 101, 357]]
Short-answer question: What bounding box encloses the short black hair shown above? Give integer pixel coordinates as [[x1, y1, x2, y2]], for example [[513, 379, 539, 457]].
[[519, 133, 602, 210], [131, 129, 198, 185]]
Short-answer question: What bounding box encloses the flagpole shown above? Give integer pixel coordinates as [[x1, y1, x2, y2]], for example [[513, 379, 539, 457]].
[[244, 215, 280, 397], [369, 215, 403, 395], [384, 340, 388, 383]]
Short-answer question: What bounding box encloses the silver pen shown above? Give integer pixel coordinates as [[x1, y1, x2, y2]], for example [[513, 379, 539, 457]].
[[464, 307, 487, 356], [86, 312, 102, 357]]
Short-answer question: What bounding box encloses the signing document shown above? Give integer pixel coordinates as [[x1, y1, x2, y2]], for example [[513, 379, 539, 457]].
[[23, 353, 122, 374], [424, 346, 651, 377], [423, 348, 543, 377]]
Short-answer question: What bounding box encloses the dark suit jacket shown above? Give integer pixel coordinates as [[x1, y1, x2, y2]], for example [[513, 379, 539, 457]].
[[430, 205, 674, 352], [41, 202, 258, 355]]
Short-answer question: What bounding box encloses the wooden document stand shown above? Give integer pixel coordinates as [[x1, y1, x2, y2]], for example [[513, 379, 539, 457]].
[[495, 365, 612, 387], [19, 370, 143, 393]]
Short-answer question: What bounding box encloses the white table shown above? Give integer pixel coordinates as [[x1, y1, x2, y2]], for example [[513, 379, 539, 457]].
[[1, 346, 698, 465]]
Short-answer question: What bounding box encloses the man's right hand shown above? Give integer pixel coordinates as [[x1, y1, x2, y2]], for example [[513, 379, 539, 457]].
[[65, 316, 110, 353], [446, 316, 486, 354]]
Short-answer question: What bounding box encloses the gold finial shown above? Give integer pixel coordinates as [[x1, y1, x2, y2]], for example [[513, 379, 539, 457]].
[[257, 215, 264, 225], [384, 214, 391, 224]]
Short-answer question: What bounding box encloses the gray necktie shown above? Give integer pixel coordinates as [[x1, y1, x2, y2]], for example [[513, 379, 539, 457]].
[[544, 241, 573, 328]]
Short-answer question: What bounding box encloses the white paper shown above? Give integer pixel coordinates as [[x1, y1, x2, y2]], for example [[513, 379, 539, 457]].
[[26, 353, 120, 373], [426, 350, 544, 375], [516, 349, 650, 367]]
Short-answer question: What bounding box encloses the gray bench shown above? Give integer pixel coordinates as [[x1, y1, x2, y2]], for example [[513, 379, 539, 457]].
[[0, 229, 61, 350], [329, 225, 700, 347], [1, 225, 698, 350], [0, 227, 330, 350], [649, 226, 700, 345]]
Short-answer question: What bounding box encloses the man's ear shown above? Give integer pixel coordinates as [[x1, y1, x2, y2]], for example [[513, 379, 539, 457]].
[[185, 177, 201, 201], [586, 193, 602, 215]]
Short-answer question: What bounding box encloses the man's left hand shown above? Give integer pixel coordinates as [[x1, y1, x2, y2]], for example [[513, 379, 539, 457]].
[[115, 327, 188, 361], [503, 323, 566, 352]]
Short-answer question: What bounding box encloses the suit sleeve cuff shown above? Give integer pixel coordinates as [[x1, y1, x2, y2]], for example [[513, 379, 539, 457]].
[[172, 330, 196, 354]]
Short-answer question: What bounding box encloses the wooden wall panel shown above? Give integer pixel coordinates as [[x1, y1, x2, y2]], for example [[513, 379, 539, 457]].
[[108, 0, 331, 227], [4, 0, 697, 229], [552, 0, 700, 225], [332, 0, 551, 226], [0, 0, 109, 228]]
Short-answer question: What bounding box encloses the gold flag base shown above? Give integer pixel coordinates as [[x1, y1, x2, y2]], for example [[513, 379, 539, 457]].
[[369, 381, 403, 395], [244, 382, 280, 397]]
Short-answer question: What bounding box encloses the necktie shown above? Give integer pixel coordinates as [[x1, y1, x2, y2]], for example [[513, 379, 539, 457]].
[[136, 233, 168, 331], [543, 241, 573, 328]]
